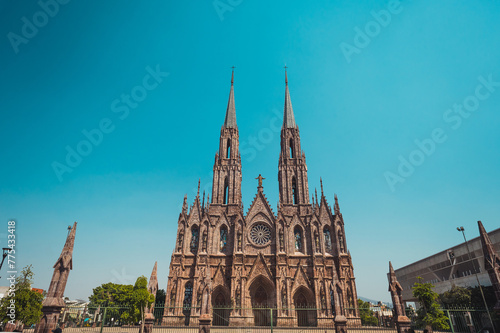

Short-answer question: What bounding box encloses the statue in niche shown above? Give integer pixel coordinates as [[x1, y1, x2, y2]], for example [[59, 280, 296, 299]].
[[237, 231, 242, 251], [177, 232, 183, 251], [279, 229, 284, 251], [235, 284, 241, 312], [314, 231, 320, 251], [202, 230, 207, 251], [281, 283, 287, 312]]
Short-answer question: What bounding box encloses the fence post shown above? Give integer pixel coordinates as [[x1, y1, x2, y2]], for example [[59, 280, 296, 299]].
[[99, 307, 107, 333], [270, 308, 273, 333], [446, 310, 455, 333]]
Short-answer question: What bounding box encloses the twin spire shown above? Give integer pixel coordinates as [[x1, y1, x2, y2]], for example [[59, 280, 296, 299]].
[[223, 70, 237, 128], [222, 68, 298, 129], [283, 69, 297, 128]]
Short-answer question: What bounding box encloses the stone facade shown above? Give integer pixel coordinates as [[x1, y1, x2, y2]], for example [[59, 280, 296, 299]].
[[478, 221, 500, 313], [162, 71, 359, 327]]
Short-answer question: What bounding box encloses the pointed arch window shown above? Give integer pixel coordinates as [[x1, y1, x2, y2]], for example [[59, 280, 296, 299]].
[[324, 227, 332, 252], [292, 177, 298, 205], [226, 138, 231, 159], [220, 225, 228, 252], [183, 282, 193, 310], [294, 226, 303, 252], [223, 177, 229, 204], [289, 138, 294, 158], [190, 225, 199, 253]]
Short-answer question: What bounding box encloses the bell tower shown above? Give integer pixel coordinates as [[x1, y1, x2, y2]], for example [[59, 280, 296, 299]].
[[278, 70, 310, 207], [212, 70, 242, 208]]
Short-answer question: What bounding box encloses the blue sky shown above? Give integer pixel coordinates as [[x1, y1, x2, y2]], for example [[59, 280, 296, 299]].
[[0, 0, 499, 303]]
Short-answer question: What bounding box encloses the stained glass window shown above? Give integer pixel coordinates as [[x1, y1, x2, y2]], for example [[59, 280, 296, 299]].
[[251, 224, 271, 245], [183, 282, 193, 310], [324, 228, 332, 252], [190, 226, 199, 253], [220, 226, 228, 251], [294, 226, 302, 252]]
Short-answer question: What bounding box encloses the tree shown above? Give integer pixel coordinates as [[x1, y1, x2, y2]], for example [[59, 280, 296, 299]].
[[131, 276, 154, 333], [88, 277, 153, 329], [357, 299, 379, 326], [439, 286, 471, 307], [412, 277, 450, 332], [0, 265, 44, 330]]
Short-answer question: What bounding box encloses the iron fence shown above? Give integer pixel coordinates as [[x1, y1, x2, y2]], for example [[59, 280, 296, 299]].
[[23, 305, 497, 333]]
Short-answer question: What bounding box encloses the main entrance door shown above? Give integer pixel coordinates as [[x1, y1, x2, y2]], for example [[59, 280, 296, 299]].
[[212, 288, 230, 326], [293, 288, 317, 327], [250, 277, 277, 327]]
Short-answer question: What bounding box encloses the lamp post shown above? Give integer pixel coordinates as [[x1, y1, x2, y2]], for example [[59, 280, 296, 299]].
[[0, 247, 10, 278], [456, 226, 496, 333]]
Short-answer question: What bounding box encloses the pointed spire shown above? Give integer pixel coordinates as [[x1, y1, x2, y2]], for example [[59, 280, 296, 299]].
[[56, 221, 77, 270], [206, 194, 210, 209], [320, 178, 324, 198], [197, 179, 201, 198], [182, 194, 188, 214], [315, 188, 318, 206], [283, 66, 297, 128], [389, 261, 395, 275], [148, 262, 158, 294], [224, 68, 237, 128], [334, 194, 340, 214], [202, 190, 205, 209]]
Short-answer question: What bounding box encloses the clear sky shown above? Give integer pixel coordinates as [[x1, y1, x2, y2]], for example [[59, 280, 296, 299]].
[[0, 0, 499, 303]]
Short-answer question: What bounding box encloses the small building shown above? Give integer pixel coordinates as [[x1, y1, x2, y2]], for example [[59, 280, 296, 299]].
[[393, 227, 500, 303]]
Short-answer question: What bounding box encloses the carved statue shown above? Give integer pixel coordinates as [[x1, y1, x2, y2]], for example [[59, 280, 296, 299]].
[[237, 231, 242, 251], [177, 232, 184, 251], [281, 283, 287, 312], [202, 230, 207, 251], [279, 229, 284, 251]]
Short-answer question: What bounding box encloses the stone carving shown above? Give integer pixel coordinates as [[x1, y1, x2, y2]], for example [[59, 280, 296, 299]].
[[202, 230, 208, 252], [279, 229, 284, 251], [237, 231, 242, 251]]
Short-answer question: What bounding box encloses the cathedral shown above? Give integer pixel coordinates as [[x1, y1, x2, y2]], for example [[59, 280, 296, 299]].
[[162, 70, 360, 327]]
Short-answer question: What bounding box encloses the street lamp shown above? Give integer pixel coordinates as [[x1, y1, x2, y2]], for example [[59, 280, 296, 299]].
[[0, 248, 10, 277], [456, 226, 496, 333]]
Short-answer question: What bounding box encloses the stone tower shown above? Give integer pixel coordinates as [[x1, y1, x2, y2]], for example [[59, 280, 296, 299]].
[[388, 261, 411, 333], [477, 221, 500, 313], [35, 222, 77, 333], [162, 71, 359, 328]]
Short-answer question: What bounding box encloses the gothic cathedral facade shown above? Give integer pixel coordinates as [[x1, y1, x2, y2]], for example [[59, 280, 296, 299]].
[[162, 71, 359, 327]]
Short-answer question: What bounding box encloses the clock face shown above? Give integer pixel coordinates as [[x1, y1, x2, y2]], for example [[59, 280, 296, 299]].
[[250, 223, 272, 246]]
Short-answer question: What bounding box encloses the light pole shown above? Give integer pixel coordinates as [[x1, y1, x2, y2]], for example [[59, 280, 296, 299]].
[[456, 226, 496, 333], [0, 247, 10, 278]]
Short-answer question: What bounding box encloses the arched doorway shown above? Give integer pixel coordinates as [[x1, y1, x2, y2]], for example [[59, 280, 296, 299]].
[[293, 287, 317, 327], [212, 287, 230, 326], [249, 276, 276, 326]]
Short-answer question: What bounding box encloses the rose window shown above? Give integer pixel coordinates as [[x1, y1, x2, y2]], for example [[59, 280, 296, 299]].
[[250, 224, 271, 245]]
